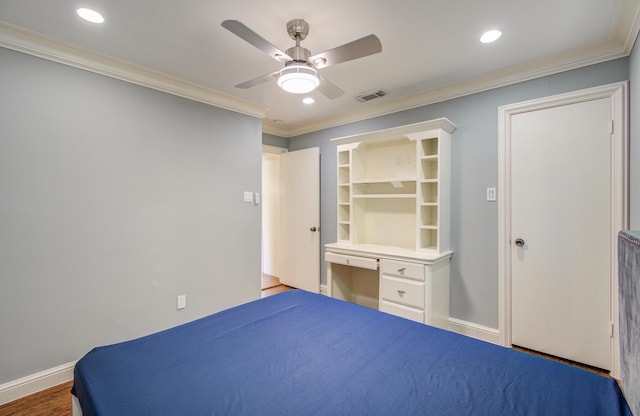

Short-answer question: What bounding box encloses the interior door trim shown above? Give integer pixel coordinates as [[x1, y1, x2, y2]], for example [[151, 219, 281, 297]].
[[497, 81, 629, 378]]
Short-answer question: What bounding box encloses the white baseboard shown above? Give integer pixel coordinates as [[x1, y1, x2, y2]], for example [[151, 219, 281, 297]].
[[0, 361, 76, 406], [447, 317, 501, 345], [319, 284, 327, 295]]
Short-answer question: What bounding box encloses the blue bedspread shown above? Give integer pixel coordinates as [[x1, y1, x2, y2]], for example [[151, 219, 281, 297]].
[[73, 290, 631, 415]]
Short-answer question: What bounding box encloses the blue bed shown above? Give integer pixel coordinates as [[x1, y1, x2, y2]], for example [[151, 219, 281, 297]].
[[72, 290, 631, 415]]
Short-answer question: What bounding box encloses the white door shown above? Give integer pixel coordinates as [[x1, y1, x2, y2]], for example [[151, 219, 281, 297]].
[[281, 147, 320, 292], [509, 97, 613, 369]]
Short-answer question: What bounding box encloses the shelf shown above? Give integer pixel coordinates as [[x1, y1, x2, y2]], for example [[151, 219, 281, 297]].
[[420, 225, 438, 230], [421, 158, 438, 180], [420, 182, 438, 204], [333, 118, 454, 255], [338, 223, 351, 241], [420, 138, 439, 157], [338, 150, 350, 166], [353, 180, 417, 196], [420, 155, 438, 161], [352, 137, 416, 181], [352, 177, 416, 184], [421, 205, 438, 227], [420, 229, 438, 249], [352, 194, 416, 199]]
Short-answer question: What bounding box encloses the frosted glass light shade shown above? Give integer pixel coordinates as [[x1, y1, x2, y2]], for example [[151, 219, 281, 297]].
[[277, 65, 319, 94]]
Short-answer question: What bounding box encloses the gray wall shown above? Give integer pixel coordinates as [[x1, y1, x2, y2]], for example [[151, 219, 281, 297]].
[[289, 58, 631, 329], [0, 47, 263, 383], [630, 40, 640, 230], [263, 133, 289, 149]]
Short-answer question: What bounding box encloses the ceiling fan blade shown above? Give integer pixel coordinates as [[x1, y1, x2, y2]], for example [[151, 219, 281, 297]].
[[317, 73, 345, 99], [234, 70, 279, 89], [310, 34, 382, 69], [221, 20, 292, 62]]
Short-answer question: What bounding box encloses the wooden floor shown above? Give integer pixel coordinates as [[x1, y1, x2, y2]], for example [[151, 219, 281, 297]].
[[261, 273, 294, 298], [512, 345, 610, 378], [0, 380, 73, 416]]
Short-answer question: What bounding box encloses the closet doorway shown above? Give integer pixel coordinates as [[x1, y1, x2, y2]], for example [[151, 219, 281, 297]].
[[498, 82, 628, 376]]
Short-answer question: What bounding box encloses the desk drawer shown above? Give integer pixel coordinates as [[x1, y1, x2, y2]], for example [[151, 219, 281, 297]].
[[381, 259, 424, 281], [380, 300, 424, 323], [381, 276, 424, 309], [325, 252, 378, 270]]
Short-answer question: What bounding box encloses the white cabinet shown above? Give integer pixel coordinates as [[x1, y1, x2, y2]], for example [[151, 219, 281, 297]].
[[332, 118, 454, 255], [325, 247, 450, 327], [326, 118, 455, 328]]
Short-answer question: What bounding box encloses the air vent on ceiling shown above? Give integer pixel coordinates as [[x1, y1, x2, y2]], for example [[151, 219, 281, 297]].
[[355, 89, 386, 102]]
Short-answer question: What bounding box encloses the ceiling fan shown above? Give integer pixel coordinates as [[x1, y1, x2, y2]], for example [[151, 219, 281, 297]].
[[221, 19, 382, 98]]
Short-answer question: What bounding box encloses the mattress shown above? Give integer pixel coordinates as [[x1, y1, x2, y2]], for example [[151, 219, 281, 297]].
[[72, 290, 631, 415]]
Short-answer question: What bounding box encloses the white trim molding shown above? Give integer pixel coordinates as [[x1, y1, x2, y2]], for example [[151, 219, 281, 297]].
[[0, 22, 267, 120], [262, 144, 288, 155], [266, 38, 633, 138], [448, 317, 501, 345], [497, 81, 629, 378], [0, 361, 76, 406], [4, 0, 639, 140]]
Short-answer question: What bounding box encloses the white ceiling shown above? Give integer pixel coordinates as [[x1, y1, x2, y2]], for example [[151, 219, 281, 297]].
[[1, 0, 639, 137]]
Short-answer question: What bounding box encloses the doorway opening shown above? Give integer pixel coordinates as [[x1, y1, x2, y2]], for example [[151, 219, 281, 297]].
[[261, 146, 286, 295]]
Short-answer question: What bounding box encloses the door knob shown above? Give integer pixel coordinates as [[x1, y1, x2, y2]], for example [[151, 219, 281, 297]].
[[514, 238, 525, 247], [310, 227, 318, 232]]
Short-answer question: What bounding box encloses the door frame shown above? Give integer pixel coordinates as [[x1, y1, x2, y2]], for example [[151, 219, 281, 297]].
[[261, 145, 287, 279], [497, 82, 628, 377]]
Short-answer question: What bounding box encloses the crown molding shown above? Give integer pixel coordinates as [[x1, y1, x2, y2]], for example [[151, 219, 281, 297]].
[[262, 122, 290, 137], [279, 39, 630, 138], [3, 2, 638, 141], [271, 0, 640, 138], [612, 0, 640, 53], [0, 21, 267, 120]]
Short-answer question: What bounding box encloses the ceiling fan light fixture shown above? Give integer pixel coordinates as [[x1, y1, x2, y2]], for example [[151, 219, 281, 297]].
[[277, 65, 319, 94]]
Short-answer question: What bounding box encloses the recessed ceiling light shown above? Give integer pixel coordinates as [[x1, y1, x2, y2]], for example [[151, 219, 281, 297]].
[[480, 29, 502, 43], [303, 97, 315, 105], [77, 8, 104, 24]]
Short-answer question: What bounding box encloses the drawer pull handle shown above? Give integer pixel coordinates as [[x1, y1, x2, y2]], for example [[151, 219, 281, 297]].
[[397, 290, 406, 297], [397, 267, 406, 275], [345, 259, 350, 265]]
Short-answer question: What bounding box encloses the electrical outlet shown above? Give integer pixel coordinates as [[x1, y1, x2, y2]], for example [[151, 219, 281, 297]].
[[243, 191, 253, 203], [177, 294, 186, 310]]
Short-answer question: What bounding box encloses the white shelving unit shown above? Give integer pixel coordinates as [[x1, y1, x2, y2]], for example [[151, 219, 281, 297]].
[[326, 118, 456, 328]]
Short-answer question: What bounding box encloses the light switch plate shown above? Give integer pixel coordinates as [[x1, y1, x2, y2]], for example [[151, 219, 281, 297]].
[[177, 294, 186, 310], [486, 187, 497, 201]]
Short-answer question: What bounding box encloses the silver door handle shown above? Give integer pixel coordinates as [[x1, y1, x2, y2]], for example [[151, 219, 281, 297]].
[[310, 226, 319, 232], [515, 238, 525, 247]]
